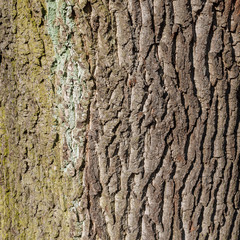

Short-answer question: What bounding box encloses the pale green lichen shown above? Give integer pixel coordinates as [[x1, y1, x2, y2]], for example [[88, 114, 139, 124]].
[[46, 1, 86, 238], [46, 0, 85, 169]]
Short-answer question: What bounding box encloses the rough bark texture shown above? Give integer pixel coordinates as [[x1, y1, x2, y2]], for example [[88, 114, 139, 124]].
[[1, 0, 240, 239], [0, 0, 71, 238]]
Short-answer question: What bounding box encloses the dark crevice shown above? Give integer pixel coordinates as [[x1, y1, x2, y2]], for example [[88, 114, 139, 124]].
[[196, 122, 208, 236], [71, 6, 76, 20], [209, 84, 215, 109], [227, 0, 236, 31], [155, 6, 166, 43], [144, 43, 154, 61], [215, 222, 221, 240], [192, 164, 204, 203], [224, 81, 230, 160], [41, 4, 47, 19], [136, 215, 143, 240], [83, 1, 92, 14], [223, 162, 233, 206], [169, 208, 174, 240], [210, 97, 218, 159], [52, 133, 59, 148], [171, 27, 178, 80], [210, 161, 222, 232], [199, 121, 208, 162], [169, 161, 176, 180], [158, 181, 165, 225], [234, 85, 240, 160], [196, 205, 204, 239], [127, 10, 133, 27], [184, 125, 193, 164], [189, 22, 202, 118], [149, 1, 155, 34]]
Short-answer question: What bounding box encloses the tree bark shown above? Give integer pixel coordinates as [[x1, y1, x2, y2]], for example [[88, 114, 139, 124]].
[[0, 0, 240, 239]]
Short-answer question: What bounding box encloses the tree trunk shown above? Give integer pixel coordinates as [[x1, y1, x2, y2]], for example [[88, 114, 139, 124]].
[[1, 0, 240, 239]]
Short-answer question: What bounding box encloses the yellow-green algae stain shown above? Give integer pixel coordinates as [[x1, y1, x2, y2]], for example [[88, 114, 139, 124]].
[[0, 106, 11, 239], [0, 0, 71, 238]]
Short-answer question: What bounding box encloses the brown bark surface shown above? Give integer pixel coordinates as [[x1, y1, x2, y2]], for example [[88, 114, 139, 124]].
[[0, 0, 240, 239], [74, 0, 240, 239]]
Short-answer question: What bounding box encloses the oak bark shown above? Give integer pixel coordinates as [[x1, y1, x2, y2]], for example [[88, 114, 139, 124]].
[[1, 0, 240, 239]]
